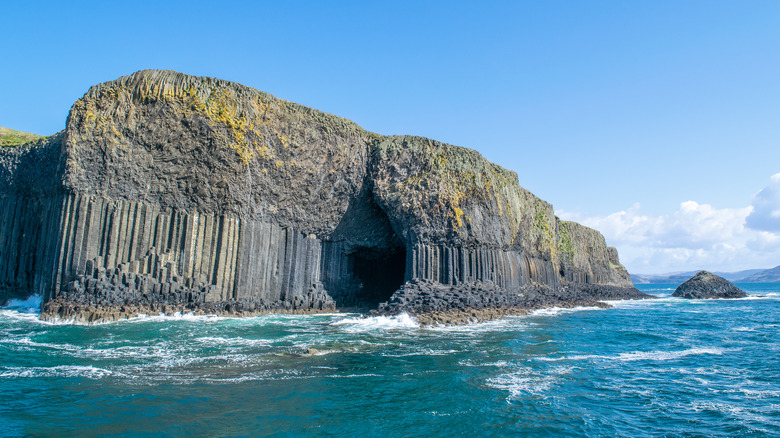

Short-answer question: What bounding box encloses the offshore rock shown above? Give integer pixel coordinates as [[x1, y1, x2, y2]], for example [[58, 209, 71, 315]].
[[672, 271, 748, 299], [0, 70, 651, 323]]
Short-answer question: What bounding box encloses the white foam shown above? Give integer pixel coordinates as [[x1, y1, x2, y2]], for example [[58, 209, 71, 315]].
[[1, 337, 81, 352], [127, 312, 229, 323], [530, 305, 604, 316], [2, 294, 42, 314], [733, 326, 756, 332], [459, 359, 510, 367], [538, 347, 727, 363], [0, 365, 114, 379], [325, 373, 383, 378], [0, 309, 44, 324], [604, 296, 681, 308], [612, 347, 726, 362], [690, 400, 772, 424], [380, 348, 459, 357], [736, 388, 780, 399], [424, 315, 531, 334], [486, 365, 572, 400], [195, 336, 273, 347], [738, 293, 780, 301], [36, 311, 234, 326], [0, 335, 188, 363], [331, 312, 420, 331]]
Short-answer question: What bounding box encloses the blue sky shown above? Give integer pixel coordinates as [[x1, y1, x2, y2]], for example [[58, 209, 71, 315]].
[[3, 1, 779, 273]]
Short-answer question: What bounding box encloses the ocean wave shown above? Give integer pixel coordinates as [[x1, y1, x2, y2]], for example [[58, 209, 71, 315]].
[[330, 312, 420, 331], [425, 316, 532, 334], [0, 309, 45, 324], [1, 336, 82, 352], [735, 388, 780, 399], [0, 365, 115, 379], [537, 347, 727, 363], [604, 296, 688, 308], [458, 359, 510, 367], [738, 293, 780, 301], [2, 294, 41, 313], [195, 336, 273, 348], [689, 400, 776, 426], [486, 365, 573, 400], [635, 287, 676, 293], [733, 326, 756, 332], [126, 312, 231, 323], [113, 366, 313, 385], [325, 373, 384, 378], [36, 311, 236, 327], [530, 305, 605, 316], [606, 347, 726, 362], [0, 336, 190, 362], [379, 348, 460, 357]]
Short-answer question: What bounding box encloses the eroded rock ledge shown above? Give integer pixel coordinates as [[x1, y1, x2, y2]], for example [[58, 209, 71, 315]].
[[0, 70, 652, 324]]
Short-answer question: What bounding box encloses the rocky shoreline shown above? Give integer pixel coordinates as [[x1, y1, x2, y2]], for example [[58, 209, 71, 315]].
[[40, 299, 337, 324], [40, 289, 648, 326], [38, 276, 653, 326], [373, 279, 653, 325]]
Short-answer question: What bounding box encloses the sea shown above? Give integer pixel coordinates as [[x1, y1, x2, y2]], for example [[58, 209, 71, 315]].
[[1, 283, 778, 437]]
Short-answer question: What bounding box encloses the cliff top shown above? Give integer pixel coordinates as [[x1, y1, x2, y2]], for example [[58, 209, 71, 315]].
[[0, 126, 44, 147], [82, 69, 367, 138]]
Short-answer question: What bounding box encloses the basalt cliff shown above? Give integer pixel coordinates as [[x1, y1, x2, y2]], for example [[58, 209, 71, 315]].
[[0, 70, 648, 324]]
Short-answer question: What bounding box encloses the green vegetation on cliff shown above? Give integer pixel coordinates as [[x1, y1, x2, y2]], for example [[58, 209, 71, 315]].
[[0, 127, 43, 147]]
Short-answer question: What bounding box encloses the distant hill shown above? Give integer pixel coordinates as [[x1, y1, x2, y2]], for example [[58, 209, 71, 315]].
[[741, 265, 780, 283], [0, 126, 43, 147], [632, 268, 772, 285]]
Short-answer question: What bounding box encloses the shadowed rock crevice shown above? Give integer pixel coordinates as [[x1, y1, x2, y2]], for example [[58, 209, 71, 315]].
[[320, 181, 408, 309], [348, 244, 406, 309]]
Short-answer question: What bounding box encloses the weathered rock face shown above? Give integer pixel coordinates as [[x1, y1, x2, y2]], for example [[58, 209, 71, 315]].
[[672, 271, 748, 299], [0, 70, 648, 323]]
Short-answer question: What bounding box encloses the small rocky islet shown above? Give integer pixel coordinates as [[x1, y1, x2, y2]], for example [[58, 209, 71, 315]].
[[0, 70, 653, 325], [672, 271, 748, 299]]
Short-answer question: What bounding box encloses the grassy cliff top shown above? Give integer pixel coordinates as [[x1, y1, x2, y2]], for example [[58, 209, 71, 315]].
[[0, 127, 43, 147]]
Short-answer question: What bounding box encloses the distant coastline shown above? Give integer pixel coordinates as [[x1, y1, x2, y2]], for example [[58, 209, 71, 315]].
[[632, 265, 780, 285]]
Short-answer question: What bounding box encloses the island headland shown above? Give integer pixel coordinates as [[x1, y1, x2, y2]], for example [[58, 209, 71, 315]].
[[0, 70, 651, 324]]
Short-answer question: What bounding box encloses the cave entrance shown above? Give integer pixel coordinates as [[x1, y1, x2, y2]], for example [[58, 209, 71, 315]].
[[349, 245, 406, 309]]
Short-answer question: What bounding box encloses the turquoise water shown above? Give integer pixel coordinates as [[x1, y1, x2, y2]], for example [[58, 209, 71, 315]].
[[1, 284, 779, 437]]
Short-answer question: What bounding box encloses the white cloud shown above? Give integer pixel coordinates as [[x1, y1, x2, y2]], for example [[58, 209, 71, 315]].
[[558, 177, 780, 274], [746, 231, 780, 252], [745, 173, 780, 232], [559, 201, 752, 250]]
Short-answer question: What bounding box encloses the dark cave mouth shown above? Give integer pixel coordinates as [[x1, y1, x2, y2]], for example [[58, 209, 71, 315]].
[[347, 245, 406, 309]]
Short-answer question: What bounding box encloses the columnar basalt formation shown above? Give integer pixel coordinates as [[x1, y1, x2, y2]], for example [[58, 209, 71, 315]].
[[0, 70, 649, 323]]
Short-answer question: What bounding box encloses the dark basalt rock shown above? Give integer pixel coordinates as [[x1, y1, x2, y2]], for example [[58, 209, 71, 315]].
[[672, 271, 748, 299], [0, 70, 653, 324]]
